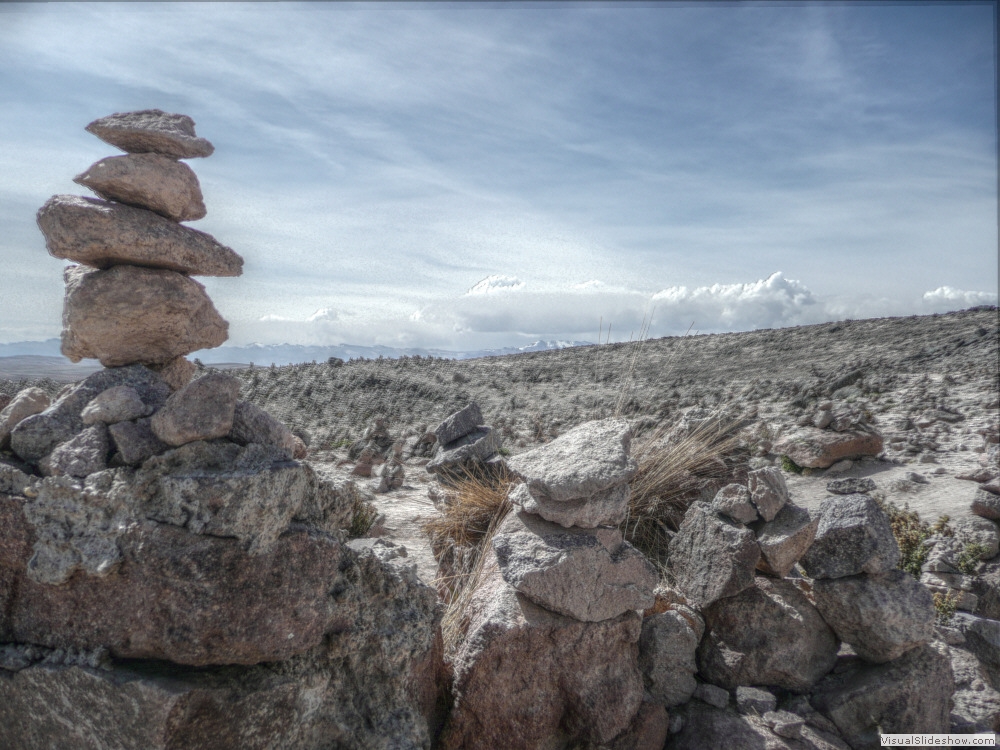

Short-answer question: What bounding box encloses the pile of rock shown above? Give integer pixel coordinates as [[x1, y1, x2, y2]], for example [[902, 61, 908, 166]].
[[347, 417, 406, 493], [0, 111, 442, 748], [441, 418, 661, 749], [774, 399, 884, 469], [425, 402, 502, 480]]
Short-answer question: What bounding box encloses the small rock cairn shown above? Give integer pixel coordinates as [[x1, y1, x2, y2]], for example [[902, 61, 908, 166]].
[[426, 401, 502, 481]]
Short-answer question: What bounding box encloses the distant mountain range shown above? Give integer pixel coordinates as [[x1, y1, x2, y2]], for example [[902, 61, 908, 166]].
[[0, 338, 595, 367]]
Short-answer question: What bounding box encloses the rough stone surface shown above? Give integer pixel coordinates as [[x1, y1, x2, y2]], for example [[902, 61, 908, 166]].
[[441, 557, 644, 750], [798, 494, 900, 579], [0, 387, 50, 448], [693, 682, 730, 709], [812, 570, 935, 663], [972, 561, 1000, 620], [10, 366, 170, 462], [952, 516, 1000, 560], [433, 402, 483, 447], [748, 466, 790, 522], [764, 710, 805, 739], [668, 700, 852, 750], [38, 195, 241, 276], [61, 265, 229, 367], [0, 533, 442, 749], [229, 399, 299, 460], [73, 152, 207, 222], [151, 373, 240, 447], [605, 699, 669, 750], [426, 426, 499, 475], [972, 488, 1000, 521], [826, 477, 877, 496], [951, 613, 1000, 686], [108, 418, 169, 465], [809, 644, 954, 749], [492, 510, 656, 622], [150, 356, 196, 392], [38, 424, 110, 478], [638, 609, 701, 707], [773, 428, 884, 469], [80, 385, 148, 426], [509, 479, 631, 529], [947, 644, 1000, 733], [755, 502, 819, 578], [712, 483, 759, 524], [504, 418, 636, 502], [698, 575, 840, 692], [736, 686, 778, 716], [85, 109, 215, 159], [666, 502, 760, 609]]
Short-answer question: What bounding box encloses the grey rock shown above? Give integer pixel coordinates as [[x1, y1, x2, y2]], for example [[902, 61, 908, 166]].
[[798, 494, 900, 579], [904, 470, 929, 484], [668, 700, 852, 750], [509, 479, 631, 529], [0, 387, 50, 449], [972, 488, 1000, 521], [812, 570, 935, 663], [953, 516, 1000, 560], [433, 402, 483, 446], [85, 109, 214, 158], [972, 559, 1000, 620], [947, 644, 1000, 733], [698, 575, 840, 692], [825, 477, 877, 495], [712, 483, 759, 524], [61, 265, 229, 367], [638, 609, 701, 707], [38, 195, 241, 276], [150, 373, 240, 447], [773, 428, 884, 469], [426, 425, 499, 476], [80, 385, 148, 425], [38, 424, 110, 478], [736, 686, 777, 716], [809, 644, 954, 749], [0, 463, 35, 496], [763, 710, 804, 739], [505, 418, 636, 502], [441, 556, 645, 750], [755, 502, 819, 578], [666, 502, 760, 609], [748, 466, 789, 522], [107, 418, 169, 465], [693, 682, 730, 709], [492, 510, 656, 622], [229, 399, 298, 460], [951, 613, 1000, 681], [10, 366, 169, 462], [73, 152, 206, 222]]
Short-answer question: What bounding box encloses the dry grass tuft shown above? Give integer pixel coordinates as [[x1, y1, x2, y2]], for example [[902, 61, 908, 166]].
[[622, 413, 748, 569]]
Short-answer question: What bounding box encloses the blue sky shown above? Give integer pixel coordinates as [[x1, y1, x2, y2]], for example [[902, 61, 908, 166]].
[[0, 1, 996, 351]]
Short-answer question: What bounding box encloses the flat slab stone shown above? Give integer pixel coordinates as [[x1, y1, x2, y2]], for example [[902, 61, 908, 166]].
[[492, 510, 656, 622], [85, 109, 214, 158], [509, 480, 630, 529], [38, 195, 241, 276], [773, 427, 884, 469], [74, 153, 206, 222], [812, 570, 935, 663], [426, 426, 499, 476], [505, 418, 636, 503], [433, 402, 484, 447], [798, 494, 900, 579], [61, 265, 229, 367]]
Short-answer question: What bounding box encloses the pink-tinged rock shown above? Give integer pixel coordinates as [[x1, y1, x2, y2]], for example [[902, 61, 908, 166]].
[[74, 153, 206, 222], [150, 356, 196, 392], [0, 387, 50, 449], [85, 109, 214, 159], [0, 494, 345, 666], [61, 265, 228, 367], [38, 195, 241, 276], [441, 556, 645, 749], [150, 373, 240, 447], [773, 427, 884, 469]]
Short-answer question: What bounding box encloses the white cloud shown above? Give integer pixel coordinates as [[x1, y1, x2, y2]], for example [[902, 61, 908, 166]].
[[306, 307, 338, 322], [921, 286, 998, 310], [465, 275, 526, 296]]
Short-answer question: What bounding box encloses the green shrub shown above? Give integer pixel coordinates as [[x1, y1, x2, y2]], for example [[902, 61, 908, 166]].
[[780, 455, 803, 474], [875, 498, 952, 579], [957, 542, 990, 575], [933, 591, 957, 626]]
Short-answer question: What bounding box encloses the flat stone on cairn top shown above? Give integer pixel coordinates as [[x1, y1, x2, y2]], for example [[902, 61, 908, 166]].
[[85, 109, 214, 158]]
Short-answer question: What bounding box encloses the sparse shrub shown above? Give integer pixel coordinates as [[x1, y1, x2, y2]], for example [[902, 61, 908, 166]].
[[780, 455, 803, 474], [933, 591, 957, 626], [957, 542, 989, 575], [346, 495, 380, 539], [875, 498, 952, 578]]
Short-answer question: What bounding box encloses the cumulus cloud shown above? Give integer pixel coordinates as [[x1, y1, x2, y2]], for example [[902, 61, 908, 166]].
[[921, 286, 998, 310]]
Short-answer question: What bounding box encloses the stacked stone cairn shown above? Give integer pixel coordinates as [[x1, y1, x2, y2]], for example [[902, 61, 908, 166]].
[[425, 401, 502, 481], [0, 111, 442, 748], [441, 418, 662, 749], [654, 464, 961, 749]]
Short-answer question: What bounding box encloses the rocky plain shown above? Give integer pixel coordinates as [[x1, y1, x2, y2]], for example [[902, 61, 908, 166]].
[[1, 109, 999, 749]]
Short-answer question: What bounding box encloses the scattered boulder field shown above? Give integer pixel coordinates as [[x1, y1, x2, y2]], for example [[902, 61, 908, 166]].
[[2, 108, 998, 748]]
